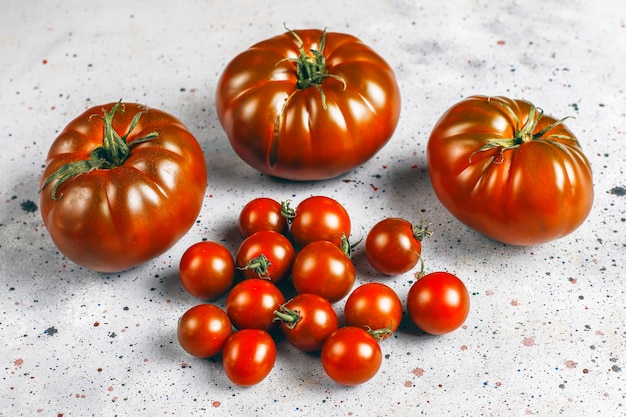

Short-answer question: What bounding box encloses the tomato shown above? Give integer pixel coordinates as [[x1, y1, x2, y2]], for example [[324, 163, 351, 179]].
[[39, 101, 207, 272], [321, 326, 382, 386], [365, 218, 432, 275], [289, 196, 351, 248], [225, 278, 285, 331], [177, 304, 232, 358], [222, 329, 276, 386], [179, 241, 235, 300], [427, 95, 594, 246], [235, 230, 295, 283], [406, 271, 470, 335], [215, 28, 401, 180], [291, 240, 355, 303], [344, 283, 402, 340], [238, 197, 289, 238], [274, 293, 339, 352]]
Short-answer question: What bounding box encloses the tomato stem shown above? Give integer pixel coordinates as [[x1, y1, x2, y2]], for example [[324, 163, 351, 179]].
[[366, 326, 393, 342], [412, 219, 433, 241], [237, 253, 272, 279], [273, 304, 301, 329]]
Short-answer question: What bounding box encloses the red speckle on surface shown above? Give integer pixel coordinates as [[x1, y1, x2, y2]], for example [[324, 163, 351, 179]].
[[565, 360, 578, 368], [13, 358, 24, 367], [370, 184, 378, 191], [93, 322, 100, 327], [411, 165, 418, 169], [485, 290, 494, 296], [42, 59, 48, 64], [212, 401, 221, 407], [382, 165, 388, 169], [460, 345, 468, 350], [412, 367, 424, 377], [404, 380, 413, 387], [497, 40, 506, 45], [510, 299, 519, 306], [522, 336, 536, 347]]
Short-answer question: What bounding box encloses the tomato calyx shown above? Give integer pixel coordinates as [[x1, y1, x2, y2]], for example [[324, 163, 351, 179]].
[[365, 326, 393, 342], [412, 219, 434, 242], [237, 253, 272, 279], [280, 199, 296, 223], [273, 304, 301, 329], [40, 100, 158, 200]]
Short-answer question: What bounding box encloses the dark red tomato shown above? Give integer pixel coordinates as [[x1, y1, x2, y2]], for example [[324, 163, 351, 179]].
[[39, 101, 206, 272], [235, 230, 295, 283], [177, 304, 232, 358], [427, 95, 594, 246], [179, 241, 235, 300], [222, 329, 276, 386], [344, 282, 402, 340], [215, 28, 401, 181], [238, 197, 289, 238], [406, 271, 470, 335], [321, 326, 382, 386], [289, 196, 351, 248], [274, 293, 339, 352], [291, 240, 355, 303], [365, 218, 432, 275], [225, 278, 285, 331]]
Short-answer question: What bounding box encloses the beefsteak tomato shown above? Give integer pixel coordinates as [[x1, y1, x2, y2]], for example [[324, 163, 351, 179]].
[[427, 95, 593, 246], [40, 101, 207, 272], [215, 28, 401, 180]]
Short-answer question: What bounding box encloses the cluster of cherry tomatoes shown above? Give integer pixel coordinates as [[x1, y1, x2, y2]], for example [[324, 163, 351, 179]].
[[176, 195, 470, 386]]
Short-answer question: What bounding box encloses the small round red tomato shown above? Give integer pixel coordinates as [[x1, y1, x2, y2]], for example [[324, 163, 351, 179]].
[[365, 218, 432, 275], [222, 329, 276, 386], [427, 95, 594, 246], [274, 293, 339, 352], [235, 230, 295, 283], [177, 304, 232, 358], [39, 101, 207, 272], [344, 282, 402, 339], [291, 240, 355, 303], [179, 241, 235, 300], [321, 326, 382, 386], [238, 197, 289, 238], [406, 271, 470, 335], [225, 278, 285, 331], [289, 196, 351, 248], [215, 28, 401, 181]]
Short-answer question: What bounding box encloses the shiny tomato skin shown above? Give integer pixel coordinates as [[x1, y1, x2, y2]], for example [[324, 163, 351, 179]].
[[238, 197, 289, 238], [365, 218, 428, 275], [235, 230, 295, 283], [222, 329, 276, 386], [427, 95, 593, 246], [321, 326, 382, 386], [216, 29, 401, 180], [179, 241, 235, 300], [40, 102, 207, 272], [344, 282, 403, 338], [291, 240, 355, 303], [290, 196, 351, 248], [406, 271, 470, 335], [225, 278, 285, 331], [177, 304, 232, 358]]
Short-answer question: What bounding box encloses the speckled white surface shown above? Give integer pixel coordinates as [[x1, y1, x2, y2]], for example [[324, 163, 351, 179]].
[[1, 1, 625, 416]]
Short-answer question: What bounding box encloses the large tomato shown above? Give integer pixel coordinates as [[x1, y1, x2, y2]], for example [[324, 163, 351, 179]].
[[427, 95, 593, 246], [39, 101, 207, 272], [215, 28, 401, 180]]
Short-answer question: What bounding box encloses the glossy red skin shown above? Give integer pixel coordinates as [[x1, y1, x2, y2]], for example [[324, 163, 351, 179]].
[[321, 326, 382, 386], [344, 282, 403, 337], [40, 102, 207, 272], [222, 329, 276, 386], [427, 95, 593, 246], [215, 29, 401, 180], [179, 241, 235, 300], [290, 196, 351, 248], [365, 218, 422, 275], [177, 304, 232, 358], [235, 230, 295, 283], [225, 279, 285, 331], [291, 240, 355, 303], [406, 272, 470, 335], [238, 197, 289, 237], [276, 293, 339, 352]]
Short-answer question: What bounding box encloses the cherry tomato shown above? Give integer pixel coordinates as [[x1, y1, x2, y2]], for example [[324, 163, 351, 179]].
[[225, 279, 285, 331], [179, 241, 235, 300], [365, 218, 432, 275], [238, 197, 289, 238], [289, 195, 351, 248], [274, 293, 339, 352], [406, 271, 470, 335], [291, 240, 355, 303], [344, 282, 402, 340], [427, 95, 593, 245], [177, 304, 232, 358], [222, 329, 276, 386], [321, 326, 382, 386], [235, 230, 295, 283]]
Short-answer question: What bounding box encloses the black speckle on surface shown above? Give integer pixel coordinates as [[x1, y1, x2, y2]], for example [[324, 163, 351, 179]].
[[20, 200, 38, 213], [44, 326, 58, 336], [609, 186, 626, 196]]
